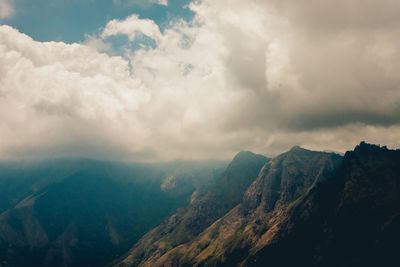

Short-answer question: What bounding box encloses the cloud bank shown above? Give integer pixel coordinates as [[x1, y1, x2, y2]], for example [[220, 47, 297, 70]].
[[1, 0, 400, 161]]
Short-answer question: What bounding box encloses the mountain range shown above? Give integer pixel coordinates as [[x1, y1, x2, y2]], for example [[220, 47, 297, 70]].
[[0, 142, 399, 266], [118, 142, 399, 267], [0, 159, 227, 266]]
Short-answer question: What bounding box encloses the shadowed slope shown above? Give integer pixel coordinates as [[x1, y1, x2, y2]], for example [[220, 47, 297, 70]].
[[120, 147, 342, 266], [118, 151, 269, 267], [248, 142, 400, 266], [0, 159, 227, 267]]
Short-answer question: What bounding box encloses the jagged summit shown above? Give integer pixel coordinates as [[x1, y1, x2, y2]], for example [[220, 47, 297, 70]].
[[118, 143, 400, 267], [231, 150, 268, 163], [226, 151, 269, 176], [285, 145, 320, 156], [247, 142, 400, 267], [289, 145, 303, 151], [354, 141, 389, 153], [343, 141, 396, 164], [234, 150, 257, 157], [243, 145, 343, 211]]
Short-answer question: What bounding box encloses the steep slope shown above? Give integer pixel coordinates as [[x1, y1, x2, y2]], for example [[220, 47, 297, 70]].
[[0, 159, 227, 267], [3, 142, 397, 267], [0, 159, 92, 214], [138, 142, 400, 267], [118, 151, 269, 266], [247, 142, 400, 266], [138, 146, 342, 267]]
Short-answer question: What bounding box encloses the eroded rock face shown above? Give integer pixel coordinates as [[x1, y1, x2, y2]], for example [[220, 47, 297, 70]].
[[119, 147, 343, 267], [119, 143, 400, 267], [243, 146, 342, 212], [118, 151, 269, 267], [247, 142, 400, 267]]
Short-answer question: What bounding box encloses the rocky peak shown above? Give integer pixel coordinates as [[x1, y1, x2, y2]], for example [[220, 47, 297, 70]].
[[227, 151, 268, 172], [288, 145, 303, 152], [244, 147, 342, 211], [247, 143, 400, 267], [217, 151, 269, 194], [345, 141, 388, 158]]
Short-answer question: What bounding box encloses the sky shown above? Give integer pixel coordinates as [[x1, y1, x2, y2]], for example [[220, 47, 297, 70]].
[[1, 0, 400, 161]]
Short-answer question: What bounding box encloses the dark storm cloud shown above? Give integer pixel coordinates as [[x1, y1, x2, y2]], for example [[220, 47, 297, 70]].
[[222, 0, 400, 133]]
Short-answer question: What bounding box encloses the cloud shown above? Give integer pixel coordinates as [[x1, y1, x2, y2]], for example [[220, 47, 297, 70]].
[[0, 0, 14, 19], [83, 34, 112, 53], [255, 0, 400, 131], [0, 25, 151, 160], [1, 0, 400, 161], [101, 14, 162, 43]]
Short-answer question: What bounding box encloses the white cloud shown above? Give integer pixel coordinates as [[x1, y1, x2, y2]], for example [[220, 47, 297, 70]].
[[101, 14, 162, 43], [83, 34, 112, 53], [0, 0, 14, 19], [0, 25, 151, 160], [1, 0, 400, 161]]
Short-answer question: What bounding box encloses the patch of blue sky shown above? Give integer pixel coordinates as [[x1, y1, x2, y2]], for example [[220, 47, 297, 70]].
[[105, 33, 157, 56], [1, 0, 195, 43]]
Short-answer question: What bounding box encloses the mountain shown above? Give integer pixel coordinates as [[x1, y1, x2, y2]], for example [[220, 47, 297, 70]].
[[247, 142, 400, 266], [117, 151, 269, 266], [1, 142, 399, 267], [118, 142, 400, 267], [119, 146, 341, 266], [0, 158, 227, 267]]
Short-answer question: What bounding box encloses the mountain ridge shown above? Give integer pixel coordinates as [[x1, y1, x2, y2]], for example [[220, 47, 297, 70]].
[[118, 142, 399, 267], [117, 151, 269, 267], [1, 143, 399, 267], [0, 159, 227, 266], [247, 141, 400, 266], [118, 146, 343, 266]]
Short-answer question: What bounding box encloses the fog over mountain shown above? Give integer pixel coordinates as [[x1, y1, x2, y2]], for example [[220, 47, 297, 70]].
[[1, 0, 400, 161], [0, 158, 228, 266], [1, 1, 399, 266]]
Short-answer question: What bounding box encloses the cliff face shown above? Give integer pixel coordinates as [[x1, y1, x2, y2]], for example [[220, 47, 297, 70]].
[[120, 147, 343, 267], [243, 146, 341, 212], [118, 151, 269, 267], [119, 143, 400, 267], [247, 142, 400, 267]]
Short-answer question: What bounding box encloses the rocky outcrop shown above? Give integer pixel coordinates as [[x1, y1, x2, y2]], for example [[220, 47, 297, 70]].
[[118, 151, 269, 267], [120, 143, 400, 267], [247, 142, 400, 266], [120, 147, 342, 266]]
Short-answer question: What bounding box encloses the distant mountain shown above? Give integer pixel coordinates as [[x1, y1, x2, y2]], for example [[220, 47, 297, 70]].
[[118, 142, 400, 267], [0, 158, 227, 266]]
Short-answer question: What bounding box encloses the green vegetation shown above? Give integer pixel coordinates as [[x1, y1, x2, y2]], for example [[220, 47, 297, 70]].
[[0, 158, 227, 267]]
